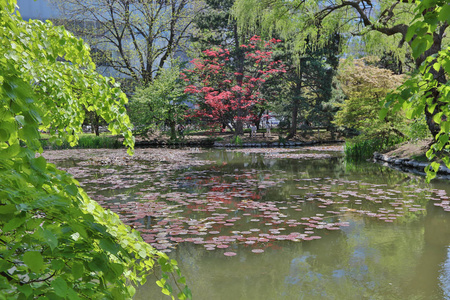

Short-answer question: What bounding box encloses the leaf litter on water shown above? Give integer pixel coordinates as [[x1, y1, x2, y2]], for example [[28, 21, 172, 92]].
[[42, 147, 450, 255]]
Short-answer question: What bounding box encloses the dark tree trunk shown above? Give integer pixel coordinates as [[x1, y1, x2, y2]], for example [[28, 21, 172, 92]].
[[287, 69, 303, 140], [256, 109, 265, 131], [233, 23, 245, 136], [169, 120, 177, 141], [413, 28, 447, 140], [235, 114, 244, 135], [90, 113, 100, 136]]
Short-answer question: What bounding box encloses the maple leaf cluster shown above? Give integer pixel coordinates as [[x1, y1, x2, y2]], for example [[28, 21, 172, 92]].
[[182, 35, 286, 131]]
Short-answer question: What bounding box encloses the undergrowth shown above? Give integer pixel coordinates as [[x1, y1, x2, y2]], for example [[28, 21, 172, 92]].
[[41, 135, 123, 149], [345, 136, 405, 160]]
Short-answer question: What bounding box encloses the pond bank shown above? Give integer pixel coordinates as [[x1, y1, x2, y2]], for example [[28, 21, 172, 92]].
[[134, 139, 345, 148], [373, 139, 450, 179], [135, 131, 344, 148]]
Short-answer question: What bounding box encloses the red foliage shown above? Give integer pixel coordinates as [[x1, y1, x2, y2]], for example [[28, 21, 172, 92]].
[[182, 35, 285, 131]]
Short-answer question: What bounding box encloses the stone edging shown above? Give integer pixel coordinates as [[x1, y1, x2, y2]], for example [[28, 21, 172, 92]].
[[213, 140, 344, 148], [135, 139, 345, 148], [373, 152, 450, 178]]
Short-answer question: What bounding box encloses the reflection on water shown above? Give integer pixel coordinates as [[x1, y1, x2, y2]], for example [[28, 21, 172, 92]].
[[53, 147, 450, 299], [441, 247, 450, 299]]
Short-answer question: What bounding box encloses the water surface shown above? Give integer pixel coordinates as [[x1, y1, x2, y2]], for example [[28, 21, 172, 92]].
[[52, 147, 450, 299]]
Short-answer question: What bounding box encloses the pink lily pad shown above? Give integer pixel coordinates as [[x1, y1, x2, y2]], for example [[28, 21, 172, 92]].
[[251, 249, 264, 254]]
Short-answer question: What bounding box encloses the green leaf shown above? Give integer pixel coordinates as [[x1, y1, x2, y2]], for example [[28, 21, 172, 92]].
[[430, 161, 440, 172], [15, 115, 25, 126], [51, 259, 65, 271], [438, 4, 450, 21], [67, 289, 82, 300], [433, 62, 441, 71], [405, 23, 418, 42], [433, 112, 443, 124], [0, 261, 13, 272], [0, 129, 10, 142], [38, 228, 58, 251], [438, 133, 449, 145], [109, 263, 124, 277], [156, 280, 164, 288], [72, 262, 84, 279], [65, 184, 78, 196], [0, 204, 17, 215], [5, 143, 21, 157], [443, 121, 450, 133], [411, 35, 433, 59], [3, 217, 26, 232], [31, 156, 47, 173], [23, 251, 44, 273], [88, 255, 107, 272], [183, 286, 192, 299], [428, 103, 437, 114], [17, 285, 33, 297], [127, 285, 136, 297], [99, 238, 119, 255], [138, 249, 147, 258], [426, 148, 435, 160], [162, 288, 171, 296], [379, 107, 389, 120], [50, 277, 68, 297]]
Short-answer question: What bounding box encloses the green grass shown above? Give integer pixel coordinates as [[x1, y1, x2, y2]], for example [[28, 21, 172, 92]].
[[410, 154, 429, 162], [40, 134, 123, 150], [344, 136, 405, 160], [231, 135, 243, 145]]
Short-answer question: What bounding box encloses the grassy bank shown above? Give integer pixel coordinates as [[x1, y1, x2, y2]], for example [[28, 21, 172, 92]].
[[344, 136, 405, 160], [40, 133, 123, 150]]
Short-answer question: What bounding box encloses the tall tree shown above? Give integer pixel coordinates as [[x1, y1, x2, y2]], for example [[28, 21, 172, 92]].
[[279, 34, 340, 139], [233, 0, 448, 139], [129, 63, 190, 140], [191, 0, 237, 51], [183, 36, 285, 135], [334, 57, 407, 139], [52, 0, 203, 84], [192, 0, 261, 125]]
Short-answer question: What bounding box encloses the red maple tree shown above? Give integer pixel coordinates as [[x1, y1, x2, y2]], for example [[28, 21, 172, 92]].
[[182, 36, 285, 134]]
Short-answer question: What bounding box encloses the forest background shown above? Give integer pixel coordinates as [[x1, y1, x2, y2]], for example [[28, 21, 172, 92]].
[[50, 0, 449, 172]]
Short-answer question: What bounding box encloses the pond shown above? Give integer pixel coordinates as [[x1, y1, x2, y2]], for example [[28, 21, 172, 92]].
[[46, 146, 450, 300]]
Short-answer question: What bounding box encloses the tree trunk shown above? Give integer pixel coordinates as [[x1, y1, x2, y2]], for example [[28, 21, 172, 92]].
[[287, 71, 302, 140], [256, 109, 264, 131], [90, 113, 100, 136], [169, 120, 176, 141], [94, 123, 99, 136], [235, 115, 244, 135], [413, 30, 447, 140], [424, 89, 444, 139], [233, 23, 245, 136], [287, 96, 299, 139]]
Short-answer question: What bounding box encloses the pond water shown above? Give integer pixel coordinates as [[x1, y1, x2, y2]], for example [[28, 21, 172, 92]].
[[50, 146, 450, 299]]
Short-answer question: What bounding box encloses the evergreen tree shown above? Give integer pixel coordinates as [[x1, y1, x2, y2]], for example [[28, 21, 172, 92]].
[[267, 34, 341, 139], [191, 0, 237, 51]]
